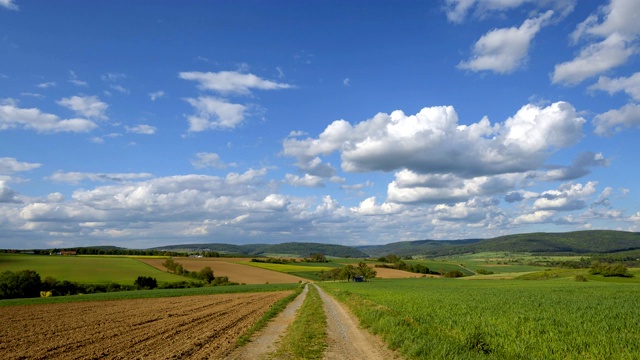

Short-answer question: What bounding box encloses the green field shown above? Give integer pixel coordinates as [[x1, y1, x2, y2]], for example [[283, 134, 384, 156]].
[[0, 254, 185, 284], [244, 261, 336, 281], [319, 277, 640, 359]]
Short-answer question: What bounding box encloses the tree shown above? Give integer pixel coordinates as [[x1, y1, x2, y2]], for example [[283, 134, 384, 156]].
[[356, 261, 377, 281], [162, 258, 179, 273], [0, 269, 42, 299], [309, 253, 328, 263], [134, 276, 157, 290], [339, 265, 356, 282], [198, 267, 215, 283]]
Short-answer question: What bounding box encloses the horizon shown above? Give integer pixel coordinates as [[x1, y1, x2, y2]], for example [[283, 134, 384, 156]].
[[2, 1, 640, 249]]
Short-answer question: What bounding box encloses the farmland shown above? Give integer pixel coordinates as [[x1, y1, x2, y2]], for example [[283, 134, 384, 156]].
[[0, 291, 292, 359], [319, 277, 640, 359], [0, 253, 186, 284]]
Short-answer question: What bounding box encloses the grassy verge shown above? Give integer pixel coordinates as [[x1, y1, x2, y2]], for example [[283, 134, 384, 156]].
[[0, 283, 299, 307], [270, 285, 327, 359], [235, 283, 306, 347]]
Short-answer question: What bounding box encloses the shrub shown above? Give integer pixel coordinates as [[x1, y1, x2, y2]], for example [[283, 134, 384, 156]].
[[444, 270, 465, 278], [574, 275, 588, 282], [134, 276, 158, 290], [476, 269, 494, 275]]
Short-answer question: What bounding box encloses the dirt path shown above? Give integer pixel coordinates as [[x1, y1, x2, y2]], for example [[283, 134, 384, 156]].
[[314, 284, 399, 360], [225, 284, 309, 360]]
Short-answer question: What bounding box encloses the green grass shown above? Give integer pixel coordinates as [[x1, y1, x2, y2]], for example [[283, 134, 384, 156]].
[[0, 253, 186, 284], [0, 283, 300, 307], [319, 277, 640, 359], [270, 285, 327, 359], [236, 284, 306, 347]]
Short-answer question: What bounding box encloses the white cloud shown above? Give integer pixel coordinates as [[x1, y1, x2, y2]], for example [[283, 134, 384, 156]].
[[540, 152, 608, 181], [350, 197, 403, 216], [284, 173, 324, 188], [552, 33, 633, 85], [0, 102, 97, 133], [191, 152, 226, 169], [589, 73, 640, 101], [593, 103, 640, 136], [388, 170, 526, 204], [20, 92, 43, 98], [458, 10, 553, 74], [553, 0, 640, 85], [284, 102, 584, 178], [179, 71, 293, 95], [514, 210, 554, 224], [68, 70, 88, 87], [0, 157, 41, 174], [184, 96, 246, 131], [49, 171, 153, 185], [343, 78, 351, 86], [101, 72, 126, 82], [125, 124, 157, 135], [0, 0, 18, 10], [110, 84, 129, 94], [149, 91, 165, 101], [533, 181, 597, 211], [36, 81, 56, 88], [57, 95, 108, 120], [0, 181, 20, 203], [445, 0, 574, 23]]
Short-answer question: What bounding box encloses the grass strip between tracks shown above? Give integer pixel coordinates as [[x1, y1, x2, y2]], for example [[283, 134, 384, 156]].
[[270, 284, 327, 359], [235, 283, 306, 347]]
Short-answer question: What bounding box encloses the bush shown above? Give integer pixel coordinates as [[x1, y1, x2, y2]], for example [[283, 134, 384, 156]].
[[134, 276, 158, 290], [575, 275, 588, 282], [444, 270, 465, 278], [589, 261, 633, 277], [476, 269, 494, 275]]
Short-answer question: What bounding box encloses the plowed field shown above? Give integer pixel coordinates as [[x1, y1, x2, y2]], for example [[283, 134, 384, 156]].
[[139, 257, 306, 284], [0, 291, 291, 359]]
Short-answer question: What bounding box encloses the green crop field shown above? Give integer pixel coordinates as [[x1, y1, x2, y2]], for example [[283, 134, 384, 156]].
[[319, 277, 640, 359], [0, 254, 185, 284]]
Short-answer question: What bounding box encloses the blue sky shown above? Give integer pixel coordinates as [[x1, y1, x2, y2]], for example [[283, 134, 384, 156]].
[[2, 0, 640, 249]]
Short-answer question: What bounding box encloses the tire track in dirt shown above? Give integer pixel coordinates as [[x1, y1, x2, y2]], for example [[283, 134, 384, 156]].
[[226, 283, 309, 360], [314, 284, 399, 360], [0, 291, 291, 359]]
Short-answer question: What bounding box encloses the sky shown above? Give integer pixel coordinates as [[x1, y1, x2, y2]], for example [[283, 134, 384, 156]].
[[2, 0, 640, 249]]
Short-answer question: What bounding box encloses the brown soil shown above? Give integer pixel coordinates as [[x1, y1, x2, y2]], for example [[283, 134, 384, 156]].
[[139, 257, 306, 284], [0, 291, 291, 360]]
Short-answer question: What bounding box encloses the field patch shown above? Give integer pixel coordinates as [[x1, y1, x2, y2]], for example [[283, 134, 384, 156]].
[[0, 254, 185, 284], [138, 257, 306, 284], [0, 291, 291, 359]]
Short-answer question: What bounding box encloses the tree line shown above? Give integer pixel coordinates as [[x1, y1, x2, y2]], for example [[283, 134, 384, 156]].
[[318, 262, 377, 282]]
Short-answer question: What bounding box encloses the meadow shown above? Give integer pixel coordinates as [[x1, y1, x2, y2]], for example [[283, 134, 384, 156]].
[[319, 277, 640, 359], [0, 253, 185, 284]]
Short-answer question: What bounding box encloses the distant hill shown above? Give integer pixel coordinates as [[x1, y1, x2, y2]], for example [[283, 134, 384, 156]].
[[358, 230, 640, 257], [150, 242, 368, 258]]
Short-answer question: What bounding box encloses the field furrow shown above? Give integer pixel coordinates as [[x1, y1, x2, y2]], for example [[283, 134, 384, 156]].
[[0, 291, 291, 359]]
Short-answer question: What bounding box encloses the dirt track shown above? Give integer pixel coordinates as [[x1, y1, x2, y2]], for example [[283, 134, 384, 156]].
[[0, 291, 290, 359]]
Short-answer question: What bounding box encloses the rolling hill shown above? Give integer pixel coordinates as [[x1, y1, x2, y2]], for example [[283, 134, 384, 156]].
[[150, 242, 368, 258]]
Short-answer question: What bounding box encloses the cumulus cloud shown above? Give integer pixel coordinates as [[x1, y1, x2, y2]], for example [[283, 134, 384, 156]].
[[431, 197, 499, 223], [593, 103, 640, 136], [184, 96, 246, 131], [191, 152, 227, 169], [458, 10, 553, 74], [388, 170, 527, 204], [179, 71, 293, 95], [283, 102, 584, 178], [0, 102, 97, 133], [57, 95, 108, 120], [350, 197, 404, 216], [49, 171, 153, 185], [0, 157, 41, 174], [284, 173, 325, 188], [533, 181, 598, 211], [125, 124, 156, 135], [553, 0, 640, 85], [589, 73, 640, 101], [0, 181, 20, 203]]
